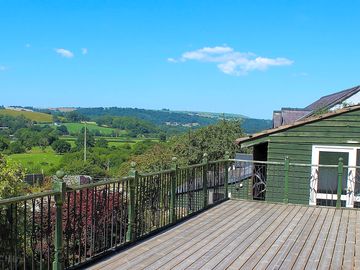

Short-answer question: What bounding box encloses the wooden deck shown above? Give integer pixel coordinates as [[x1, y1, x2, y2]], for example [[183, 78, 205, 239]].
[[88, 200, 360, 270]]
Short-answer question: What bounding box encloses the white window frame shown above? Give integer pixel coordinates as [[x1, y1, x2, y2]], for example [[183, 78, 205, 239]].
[[310, 145, 359, 208]]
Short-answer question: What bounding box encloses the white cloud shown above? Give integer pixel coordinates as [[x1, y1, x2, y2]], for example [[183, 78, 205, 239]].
[[55, 48, 74, 58], [25, 43, 31, 48], [81, 48, 88, 55], [0, 66, 7, 71], [169, 46, 293, 76], [167, 57, 178, 63]]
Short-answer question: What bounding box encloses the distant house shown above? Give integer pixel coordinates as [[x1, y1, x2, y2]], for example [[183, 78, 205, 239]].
[[273, 85, 360, 128], [236, 105, 360, 208]]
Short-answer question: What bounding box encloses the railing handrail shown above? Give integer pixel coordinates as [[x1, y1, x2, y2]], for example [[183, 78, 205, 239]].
[[0, 190, 60, 206], [67, 176, 134, 190], [230, 158, 360, 169], [138, 169, 174, 177], [3, 157, 359, 207]]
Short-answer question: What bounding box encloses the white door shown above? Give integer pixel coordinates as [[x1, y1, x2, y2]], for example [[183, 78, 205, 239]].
[[310, 146, 357, 208]]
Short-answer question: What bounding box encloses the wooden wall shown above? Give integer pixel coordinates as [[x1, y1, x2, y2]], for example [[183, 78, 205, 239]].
[[265, 109, 360, 204]]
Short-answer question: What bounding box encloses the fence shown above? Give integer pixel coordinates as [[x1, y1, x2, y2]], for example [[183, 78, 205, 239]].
[[228, 157, 360, 208], [0, 154, 229, 270], [2, 154, 358, 269]]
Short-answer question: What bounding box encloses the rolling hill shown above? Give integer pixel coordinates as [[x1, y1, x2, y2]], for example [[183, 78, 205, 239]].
[[76, 107, 272, 134], [0, 109, 53, 123]]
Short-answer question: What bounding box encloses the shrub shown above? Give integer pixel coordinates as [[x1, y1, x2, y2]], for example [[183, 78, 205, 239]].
[[51, 140, 71, 154], [8, 141, 26, 154]]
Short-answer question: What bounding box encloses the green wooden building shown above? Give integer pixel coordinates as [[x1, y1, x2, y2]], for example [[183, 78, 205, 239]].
[[235, 105, 360, 208]]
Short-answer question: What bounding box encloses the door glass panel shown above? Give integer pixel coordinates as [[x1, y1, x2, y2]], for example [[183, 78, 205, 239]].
[[355, 149, 360, 197], [318, 151, 348, 194]]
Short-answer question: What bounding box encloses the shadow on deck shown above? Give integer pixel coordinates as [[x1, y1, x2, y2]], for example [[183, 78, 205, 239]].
[[87, 200, 360, 270]]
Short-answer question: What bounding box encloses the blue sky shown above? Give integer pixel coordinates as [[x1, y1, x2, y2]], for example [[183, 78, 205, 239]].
[[0, 0, 359, 119]]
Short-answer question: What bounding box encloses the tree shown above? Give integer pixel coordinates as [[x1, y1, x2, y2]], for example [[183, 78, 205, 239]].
[[115, 120, 244, 176], [58, 151, 108, 178], [95, 138, 108, 148], [8, 141, 26, 154], [0, 136, 10, 151], [76, 127, 95, 149], [171, 120, 244, 164], [65, 111, 88, 122], [0, 155, 26, 199], [159, 133, 167, 142], [51, 140, 71, 154], [52, 115, 61, 123], [56, 125, 69, 135], [116, 143, 173, 176], [39, 137, 49, 151]]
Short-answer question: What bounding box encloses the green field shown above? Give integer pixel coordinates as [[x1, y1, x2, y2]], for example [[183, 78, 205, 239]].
[[60, 136, 156, 148], [7, 147, 61, 174], [0, 109, 53, 123], [62, 122, 125, 136]]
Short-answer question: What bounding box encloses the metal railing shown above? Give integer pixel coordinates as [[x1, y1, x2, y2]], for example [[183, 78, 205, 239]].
[[0, 191, 59, 270], [228, 157, 360, 209], [2, 153, 358, 269], [0, 153, 229, 270]]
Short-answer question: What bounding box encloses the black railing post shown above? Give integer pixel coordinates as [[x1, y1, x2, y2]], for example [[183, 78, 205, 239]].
[[224, 151, 230, 200], [126, 162, 137, 242], [283, 156, 290, 204], [170, 157, 177, 223], [202, 153, 208, 208], [336, 157, 344, 208], [53, 170, 66, 270]]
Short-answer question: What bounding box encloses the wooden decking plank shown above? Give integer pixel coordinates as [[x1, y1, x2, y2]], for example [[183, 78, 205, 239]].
[[189, 204, 282, 270], [114, 201, 256, 270], [278, 207, 324, 269], [86, 201, 360, 270], [304, 208, 336, 270], [264, 207, 316, 270], [90, 200, 242, 269], [152, 203, 275, 270], [239, 205, 304, 270], [201, 205, 289, 270], [119, 201, 250, 270], [330, 209, 349, 269], [227, 205, 300, 270], [343, 210, 356, 270], [254, 206, 312, 270], [354, 211, 360, 269], [316, 208, 342, 270], [291, 208, 329, 270]]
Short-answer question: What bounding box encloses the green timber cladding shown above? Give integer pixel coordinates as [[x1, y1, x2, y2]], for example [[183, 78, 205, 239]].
[[236, 106, 360, 205]]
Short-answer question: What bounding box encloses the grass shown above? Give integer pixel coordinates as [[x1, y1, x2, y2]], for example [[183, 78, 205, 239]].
[[61, 137, 137, 148], [108, 141, 136, 147], [7, 147, 61, 174], [63, 122, 126, 136], [0, 109, 53, 123]]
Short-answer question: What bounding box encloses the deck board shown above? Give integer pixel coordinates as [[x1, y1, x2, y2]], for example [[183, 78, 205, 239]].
[[238, 205, 301, 270], [88, 200, 360, 270]]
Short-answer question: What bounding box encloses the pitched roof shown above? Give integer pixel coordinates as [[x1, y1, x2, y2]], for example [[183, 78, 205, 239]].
[[236, 104, 360, 145], [305, 85, 360, 111], [273, 108, 311, 128]]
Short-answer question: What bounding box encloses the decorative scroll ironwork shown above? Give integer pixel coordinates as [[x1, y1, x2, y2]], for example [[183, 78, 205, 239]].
[[252, 163, 267, 200], [309, 165, 347, 207], [228, 161, 267, 201]]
